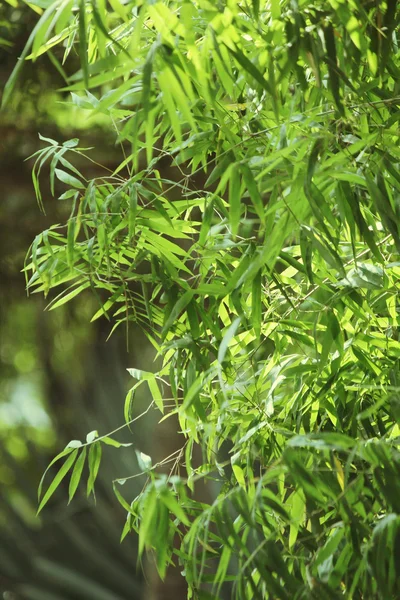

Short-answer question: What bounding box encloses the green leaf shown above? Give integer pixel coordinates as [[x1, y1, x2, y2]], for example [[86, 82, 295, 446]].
[[314, 526, 345, 568], [323, 24, 344, 115], [240, 163, 264, 223], [300, 226, 314, 284], [78, 0, 88, 87], [288, 489, 305, 549], [38, 449, 78, 514], [47, 282, 91, 310], [339, 263, 384, 290], [55, 168, 85, 189], [66, 440, 83, 449], [37, 446, 75, 502], [100, 437, 132, 448], [129, 184, 137, 239], [138, 486, 157, 556], [87, 442, 102, 497], [160, 488, 189, 526], [199, 197, 215, 247], [205, 154, 233, 188], [229, 166, 241, 236], [67, 218, 76, 268], [306, 138, 324, 188], [68, 447, 87, 504], [227, 46, 272, 95], [86, 430, 98, 443], [127, 369, 164, 412], [124, 386, 135, 424], [2, 2, 60, 108], [58, 189, 79, 201], [251, 269, 262, 339], [288, 433, 356, 451], [148, 378, 163, 413], [135, 450, 152, 472], [218, 317, 241, 364], [365, 172, 400, 252], [162, 290, 193, 337]]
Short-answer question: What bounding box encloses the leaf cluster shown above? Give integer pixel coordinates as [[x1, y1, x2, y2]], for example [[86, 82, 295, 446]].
[[6, 0, 400, 597]]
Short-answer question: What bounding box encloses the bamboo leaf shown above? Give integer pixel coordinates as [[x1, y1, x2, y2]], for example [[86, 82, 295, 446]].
[[68, 447, 87, 504], [38, 450, 78, 514], [38, 446, 75, 502], [162, 290, 193, 338], [2, 2, 61, 108], [252, 269, 262, 339], [241, 163, 264, 223], [229, 166, 241, 236], [218, 317, 241, 365], [55, 168, 85, 189], [87, 442, 102, 497], [78, 0, 89, 88], [323, 24, 344, 115]]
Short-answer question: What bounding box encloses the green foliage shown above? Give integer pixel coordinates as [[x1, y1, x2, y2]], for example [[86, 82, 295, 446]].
[[6, 0, 400, 597]]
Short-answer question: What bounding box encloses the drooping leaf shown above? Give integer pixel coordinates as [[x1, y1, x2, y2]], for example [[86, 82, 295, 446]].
[[38, 450, 78, 514]]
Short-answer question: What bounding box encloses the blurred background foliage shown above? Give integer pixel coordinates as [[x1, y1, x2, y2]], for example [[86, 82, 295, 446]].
[[0, 2, 176, 598]]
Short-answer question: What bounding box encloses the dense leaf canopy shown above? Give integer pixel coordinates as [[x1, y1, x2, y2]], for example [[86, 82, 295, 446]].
[[5, 0, 400, 598]]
